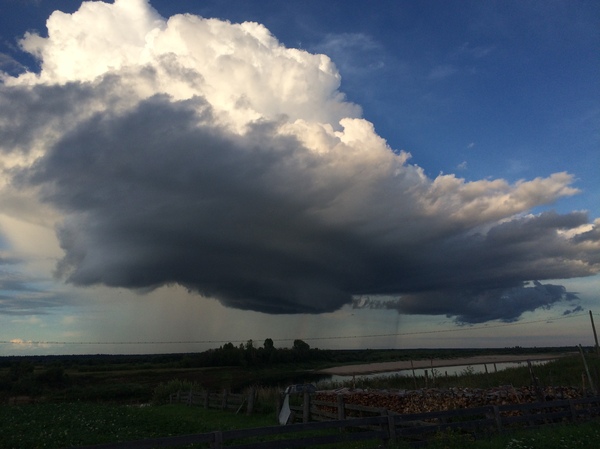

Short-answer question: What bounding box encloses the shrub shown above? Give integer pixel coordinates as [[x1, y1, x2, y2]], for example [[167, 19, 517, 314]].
[[252, 386, 280, 414], [152, 379, 201, 405]]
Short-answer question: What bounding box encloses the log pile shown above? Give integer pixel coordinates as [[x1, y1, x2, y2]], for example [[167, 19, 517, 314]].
[[315, 386, 583, 416]]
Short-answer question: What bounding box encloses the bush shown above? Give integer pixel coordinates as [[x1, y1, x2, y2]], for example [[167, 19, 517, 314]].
[[64, 383, 150, 403], [252, 386, 280, 414], [152, 379, 201, 405], [36, 366, 70, 388]]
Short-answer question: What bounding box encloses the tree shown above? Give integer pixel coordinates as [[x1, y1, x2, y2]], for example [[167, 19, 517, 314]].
[[263, 338, 274, 350], [293, 339, 310, 351]]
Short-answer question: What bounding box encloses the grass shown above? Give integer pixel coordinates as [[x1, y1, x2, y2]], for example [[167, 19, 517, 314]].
[[1, 350, 599, 448], [320, 355, 600, 391], [0, 402, 275, 448], [1, 402, 599, 449], [419, 419, 600, 449]]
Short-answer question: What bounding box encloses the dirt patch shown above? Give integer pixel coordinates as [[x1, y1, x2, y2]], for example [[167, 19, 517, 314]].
[[319, 353, 572, 376]]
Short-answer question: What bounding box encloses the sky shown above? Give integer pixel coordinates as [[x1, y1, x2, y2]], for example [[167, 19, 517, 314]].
[[0, 0, 598, 355]]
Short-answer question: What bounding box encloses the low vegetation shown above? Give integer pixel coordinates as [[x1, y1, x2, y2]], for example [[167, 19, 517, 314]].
[[0, 401, 598, 449], [0, 344, 578, 401], [0, 403, 274, 448], [325, 354, 600, 393], [0, 345, 598, 448]]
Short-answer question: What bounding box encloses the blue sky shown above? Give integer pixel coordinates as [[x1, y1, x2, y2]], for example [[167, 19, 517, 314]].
[[0, 0, 598, 355]]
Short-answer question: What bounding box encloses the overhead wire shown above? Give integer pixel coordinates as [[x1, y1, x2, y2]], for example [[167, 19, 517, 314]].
[[0, 311, 591, 347]]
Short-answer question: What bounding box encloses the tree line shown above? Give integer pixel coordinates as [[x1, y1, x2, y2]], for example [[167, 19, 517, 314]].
[[178, 338, 325, 367]]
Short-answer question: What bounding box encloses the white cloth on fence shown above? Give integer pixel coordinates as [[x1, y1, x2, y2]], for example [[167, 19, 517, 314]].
[[278, 394, 291, 425]]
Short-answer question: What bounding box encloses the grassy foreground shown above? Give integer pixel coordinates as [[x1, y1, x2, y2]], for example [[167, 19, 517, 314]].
[[2, 351, 599, 448], [1, 402, 599, 449], [0, 403, 273, 448], [421, 420, 600, 449]]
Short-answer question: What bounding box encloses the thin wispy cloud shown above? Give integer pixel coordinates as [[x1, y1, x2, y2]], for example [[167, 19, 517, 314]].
[[0, 53, 24, 75], [427, 64, 458, 80], [314, 32, 386, 76], [0, 0, 598, 325]]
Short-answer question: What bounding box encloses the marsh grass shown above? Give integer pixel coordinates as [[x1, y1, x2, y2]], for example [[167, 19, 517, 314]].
[[320, 355, 600, 391]]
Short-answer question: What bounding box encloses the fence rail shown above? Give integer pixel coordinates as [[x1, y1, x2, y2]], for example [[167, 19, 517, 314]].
[[169, 389, 255, 414], [73, 395, 600, 449]]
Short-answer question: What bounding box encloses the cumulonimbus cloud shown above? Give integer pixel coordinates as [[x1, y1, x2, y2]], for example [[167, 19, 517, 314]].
[[1, 0, 598, 321]]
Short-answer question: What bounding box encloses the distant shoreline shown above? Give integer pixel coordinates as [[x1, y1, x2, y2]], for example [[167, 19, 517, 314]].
[[319, 353, 572, 376]]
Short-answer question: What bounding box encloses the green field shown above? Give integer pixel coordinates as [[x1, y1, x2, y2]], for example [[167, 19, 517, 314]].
[[0, 402, 598, 449], [0, 403, 273, 448], [0, 345, 583, 403], [1, 346, 599, 448]]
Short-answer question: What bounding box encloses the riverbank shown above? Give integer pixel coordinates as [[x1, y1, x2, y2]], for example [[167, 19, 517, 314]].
[[319, 352, 572, 376]]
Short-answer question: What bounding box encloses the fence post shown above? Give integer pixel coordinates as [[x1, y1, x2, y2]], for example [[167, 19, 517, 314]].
[[303, 392, 310, 423], [386, 413, 397, 445], [221, 389, 228, 410], [246, 388, 255, 415], [276, 393, 283, 421], [590, 310, 600, 356], [568, 399, 577, 421], [212, 430, 223, 449], [527, 360, 544, 402], [337, 394, 345, 420], [492, 405, 503, 433]]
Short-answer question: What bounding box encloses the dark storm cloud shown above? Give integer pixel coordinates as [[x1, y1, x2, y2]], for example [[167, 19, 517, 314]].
[[0, 78, 126, 156], [15, 91, 598, 319], [2, 1, 599, 322], [563, 305, 584, 316], [354, 281, 578, 324], [24, 94, 361, 313]]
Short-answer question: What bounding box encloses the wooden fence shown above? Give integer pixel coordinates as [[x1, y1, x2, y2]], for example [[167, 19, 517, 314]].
[[73, 395, 600, 448], [169, 389, 255, 414]]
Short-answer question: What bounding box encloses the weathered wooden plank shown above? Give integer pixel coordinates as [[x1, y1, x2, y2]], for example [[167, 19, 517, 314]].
[[220, 416, 388, 447], [71, 432, 215, 449], [309, 407, 338, 420], [397, 418, 496, 437], [226, 429, 386, 449], [392, 405, 493, 423], [498, 399, 569, 412]]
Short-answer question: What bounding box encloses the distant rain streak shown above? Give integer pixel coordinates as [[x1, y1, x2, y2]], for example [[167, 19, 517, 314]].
[[1, 0, 599, 324]]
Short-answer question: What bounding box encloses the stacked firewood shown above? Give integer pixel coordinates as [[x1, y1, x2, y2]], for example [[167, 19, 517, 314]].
[[315, 386, 582, 415]]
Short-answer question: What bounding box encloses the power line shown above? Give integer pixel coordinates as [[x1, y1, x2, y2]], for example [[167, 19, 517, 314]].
[[1, 312, 589, 347]]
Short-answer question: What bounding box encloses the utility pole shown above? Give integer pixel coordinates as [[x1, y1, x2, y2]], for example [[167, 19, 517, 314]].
[[590, 310, 599, 356]]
